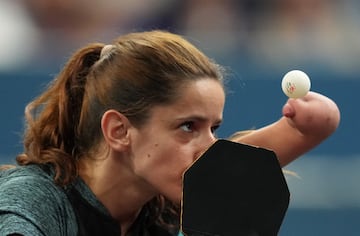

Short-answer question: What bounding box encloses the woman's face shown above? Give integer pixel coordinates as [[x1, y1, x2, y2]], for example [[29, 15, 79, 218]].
[[129, 78, 225, 204]]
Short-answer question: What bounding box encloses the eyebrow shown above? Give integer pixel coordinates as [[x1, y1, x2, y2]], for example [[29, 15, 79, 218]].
[[175, 115, 223, 125]]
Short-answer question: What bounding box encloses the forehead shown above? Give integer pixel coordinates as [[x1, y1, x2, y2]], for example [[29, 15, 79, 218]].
[[151, 79, 225, 121], [177, 79, 225, 105]]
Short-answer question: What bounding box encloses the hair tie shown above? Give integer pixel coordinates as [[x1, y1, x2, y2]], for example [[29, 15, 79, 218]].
[[100, 44, 116, 59]]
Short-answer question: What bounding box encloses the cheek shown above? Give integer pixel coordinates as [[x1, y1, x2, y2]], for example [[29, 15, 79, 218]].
[[142, 144, 195, 202]]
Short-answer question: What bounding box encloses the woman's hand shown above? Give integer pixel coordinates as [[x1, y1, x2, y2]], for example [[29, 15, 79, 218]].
[[282, 91, 340, 139], [231, 91, 340, 167]]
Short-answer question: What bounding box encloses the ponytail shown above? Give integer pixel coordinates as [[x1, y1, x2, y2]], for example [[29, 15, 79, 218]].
[[17, 43, 104, 186], [59, 44, 103, 154]]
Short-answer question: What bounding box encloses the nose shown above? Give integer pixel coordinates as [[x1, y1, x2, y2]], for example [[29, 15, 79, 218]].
[[208, 132, 217, 144], [194, 131, 217, 160]]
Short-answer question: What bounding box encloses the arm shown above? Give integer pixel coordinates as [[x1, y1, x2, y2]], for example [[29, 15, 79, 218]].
[[230, 91, 340, 167]]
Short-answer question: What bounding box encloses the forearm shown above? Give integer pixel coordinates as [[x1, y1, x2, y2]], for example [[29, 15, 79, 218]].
[[231, 117, 319, 167], [230, 91, 340, 167]]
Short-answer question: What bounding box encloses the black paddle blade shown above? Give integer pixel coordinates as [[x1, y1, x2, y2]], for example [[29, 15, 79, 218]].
[[181, 139, 290, 236]]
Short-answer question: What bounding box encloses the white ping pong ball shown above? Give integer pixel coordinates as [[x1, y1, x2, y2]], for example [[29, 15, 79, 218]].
[[281, 70, 311, 98]]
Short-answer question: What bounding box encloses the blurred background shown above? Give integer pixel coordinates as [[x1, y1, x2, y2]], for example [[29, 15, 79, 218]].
[[0, 0, 359, 234]]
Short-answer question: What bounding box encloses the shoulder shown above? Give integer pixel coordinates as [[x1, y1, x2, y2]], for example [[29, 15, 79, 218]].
[[0, 165, 60, 200], [0, 165, 77, 235]]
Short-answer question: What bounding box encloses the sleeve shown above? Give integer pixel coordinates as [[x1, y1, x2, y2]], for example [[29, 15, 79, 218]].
[[0, 173, 72, 236], [0, 213, 44, 235]]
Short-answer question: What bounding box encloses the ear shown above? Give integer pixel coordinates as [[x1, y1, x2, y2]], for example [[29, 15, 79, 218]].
[[101, 109, 131, 151]]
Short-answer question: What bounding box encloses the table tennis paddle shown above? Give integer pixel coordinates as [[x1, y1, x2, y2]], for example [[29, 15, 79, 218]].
[[181, 139, 290, 236]]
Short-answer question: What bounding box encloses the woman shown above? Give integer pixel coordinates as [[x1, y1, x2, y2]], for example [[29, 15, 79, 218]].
[[0, 30, 340, 235]]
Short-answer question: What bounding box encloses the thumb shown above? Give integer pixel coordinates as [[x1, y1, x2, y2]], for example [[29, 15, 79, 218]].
[[282, 100, 295, 118]]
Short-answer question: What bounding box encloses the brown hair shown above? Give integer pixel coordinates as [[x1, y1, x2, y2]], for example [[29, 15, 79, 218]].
[[16, 30, 225, 229]]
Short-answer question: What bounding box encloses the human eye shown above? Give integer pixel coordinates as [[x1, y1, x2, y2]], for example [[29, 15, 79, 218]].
[[211, 124, 220, 134], [180, 121, 194, 133]]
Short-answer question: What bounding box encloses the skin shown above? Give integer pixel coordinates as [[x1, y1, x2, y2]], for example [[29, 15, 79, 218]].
[[128, 79, 225, 203], [80, 78, 340, 234], [80, 78, 225, 233], [234, 91, 340, 166]]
